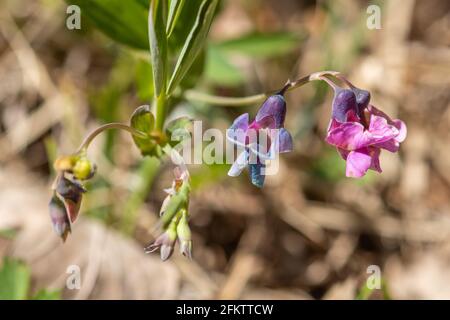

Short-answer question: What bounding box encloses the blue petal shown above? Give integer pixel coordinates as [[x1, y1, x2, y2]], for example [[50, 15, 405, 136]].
[[249, 163, 265, 188], [227, 113, 249, 147], [228, 151, 248, 177], [278, 128, 293, 153]]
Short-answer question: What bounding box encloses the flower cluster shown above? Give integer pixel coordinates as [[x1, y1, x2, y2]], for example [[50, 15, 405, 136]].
[[145, 151, 192, 260], [226, 78, 406, 182], [49, 154, 96, 241]]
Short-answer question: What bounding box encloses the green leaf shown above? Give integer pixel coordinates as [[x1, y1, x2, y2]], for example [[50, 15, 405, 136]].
[[179, 49, 206, 90], [130, 105, 156, 156], [205, 46, 245, 86], [167, 0, 219, 95], [167, 0, 185, 37], [0, 258, 31, 300], [167, 0, 204, 52], [213, 32, 300, 58], [67, 0, 149, 49], [135, 59, 154, 102], [32, 289, 61, 300], [148, 0, 168, 97]]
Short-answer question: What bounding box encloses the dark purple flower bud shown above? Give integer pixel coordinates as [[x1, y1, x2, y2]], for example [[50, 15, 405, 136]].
[[48, 195, 71, 242], [332, 88, 358, 122], [352, 88, 370, 110], [255, 94, 286, 128], [351, 87, 371, 118], [56, 176, 86, 223]]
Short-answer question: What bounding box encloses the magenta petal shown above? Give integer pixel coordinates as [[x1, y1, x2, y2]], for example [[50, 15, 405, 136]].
[[392, 119, 407, 142], [374, 139, 399, 153], [326, 122, 367, 150], [345, 148, 372, 178], [368, 115, 399, 141]]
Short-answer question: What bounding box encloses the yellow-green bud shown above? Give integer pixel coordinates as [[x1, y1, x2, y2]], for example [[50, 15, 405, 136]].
[[73, 158, 95, 180]]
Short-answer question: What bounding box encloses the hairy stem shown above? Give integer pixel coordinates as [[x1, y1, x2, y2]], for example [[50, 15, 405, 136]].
[[76, 123, 147, 153], [183, 70, 342, 106]]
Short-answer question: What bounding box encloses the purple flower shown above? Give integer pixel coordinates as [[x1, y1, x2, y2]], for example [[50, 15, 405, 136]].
[[227, 94, 293, 187], [325, 86, 407, 178]]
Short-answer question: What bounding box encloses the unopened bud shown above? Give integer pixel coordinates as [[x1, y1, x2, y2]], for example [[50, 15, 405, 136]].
[[332, 88, 357, 122], [48, 195, 71, 242], [176, 209, 192, 259], [73, 157, 96, 180], [145, 216, 178, 261], [56, 176, 85, 223]]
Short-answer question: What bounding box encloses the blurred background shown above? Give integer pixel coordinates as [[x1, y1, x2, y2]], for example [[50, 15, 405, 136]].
[[0, 0, 449, 299]]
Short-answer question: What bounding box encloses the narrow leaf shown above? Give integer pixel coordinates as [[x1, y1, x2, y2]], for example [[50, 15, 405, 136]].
[[148, 0, 168, 97], [205, 46, 245, 86], [166, 0, 185, 37], [167, 0, 219, 95], [214, 32, 301, 58], [67, 0, 149, 49]]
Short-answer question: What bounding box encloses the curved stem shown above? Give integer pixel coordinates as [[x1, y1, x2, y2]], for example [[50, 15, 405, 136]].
[[183, 70, 342, 106], [184, 91, 267, 106], [76, 123, 147, 153]]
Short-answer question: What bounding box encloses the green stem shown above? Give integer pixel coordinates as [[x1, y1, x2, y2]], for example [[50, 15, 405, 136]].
[[183, 70, 342, 107], [155, 92, 167, 131], [76, 123, 147, 154]]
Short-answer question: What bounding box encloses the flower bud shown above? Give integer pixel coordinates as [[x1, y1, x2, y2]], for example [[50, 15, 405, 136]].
[[332, 88, 357, 122], [73, 157, 96, 180], [56, 176, 86, 223], [48, 195, 71, 242], [145, 216, 178, 261], [54, 155, 77, 172], [176, 209, 192, 259]]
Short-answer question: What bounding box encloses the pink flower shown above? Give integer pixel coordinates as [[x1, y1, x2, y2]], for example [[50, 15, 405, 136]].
[[320, 76, 407, 178], [326, 104, 407, 178]]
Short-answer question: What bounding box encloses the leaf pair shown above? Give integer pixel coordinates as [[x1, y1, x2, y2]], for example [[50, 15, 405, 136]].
[[149, 0, 219, 96], [130, 105, 191, 156]]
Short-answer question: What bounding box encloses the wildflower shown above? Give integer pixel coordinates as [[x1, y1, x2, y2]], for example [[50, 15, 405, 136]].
[[227, 94, 293, 187], [324, 80, 407, 177]]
